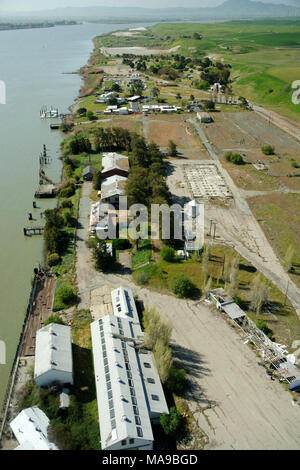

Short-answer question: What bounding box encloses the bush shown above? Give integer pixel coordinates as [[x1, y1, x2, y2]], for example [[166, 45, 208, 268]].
[[171, 274, 196, 298], [225, 152, 244, 165], [44, 315, 65, 326], [58, 286, 76, 306], [262, 145, 275, 155], [166, 367, 187, 395], [47, 253, 60, 267], [160, 246, 176, 262], [160, 407, 182, 436], [137, 271, 149, 285]]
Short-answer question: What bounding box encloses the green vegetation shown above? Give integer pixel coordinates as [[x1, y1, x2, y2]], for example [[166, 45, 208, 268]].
[[160, 246, 176, 263], [225, 151, 245, 165], [131, 240, 152, 268], [160, 406, 183, 436], [93, 240, 114, 272], [262, 145, 275, 155], [166, 367, 188, 396], [44, 315, 65, 326], [256, 319, 274, 341], [171, 274, 197, 299]]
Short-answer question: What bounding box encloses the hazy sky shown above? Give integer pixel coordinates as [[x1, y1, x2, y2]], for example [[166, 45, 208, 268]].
[[0, 0, 298, 13]]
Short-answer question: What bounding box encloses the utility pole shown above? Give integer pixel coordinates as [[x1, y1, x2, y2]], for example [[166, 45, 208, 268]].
[[213, 222, 217, 240], [209, 220, 213, 237]]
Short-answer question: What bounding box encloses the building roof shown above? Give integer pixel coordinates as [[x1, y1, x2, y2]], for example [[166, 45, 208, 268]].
[[10, 407, 59, 450], [34, 323, 73, 381], [83, 166, 97, 176], [101, 175, 127, 201], [127, 95, 141, 102], [102, 153, 129, 175], [91, 286, 168, 450], [222, 302, 246, 321]]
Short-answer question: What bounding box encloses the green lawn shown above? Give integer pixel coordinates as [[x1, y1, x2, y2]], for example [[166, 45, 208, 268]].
[[131, 240, 153, 268]]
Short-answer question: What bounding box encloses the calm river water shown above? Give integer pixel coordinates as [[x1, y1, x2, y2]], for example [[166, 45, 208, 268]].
[[0, 21, 149, 406]]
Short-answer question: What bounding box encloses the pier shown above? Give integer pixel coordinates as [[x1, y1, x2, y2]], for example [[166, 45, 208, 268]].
[[23, 227, 44, 236]]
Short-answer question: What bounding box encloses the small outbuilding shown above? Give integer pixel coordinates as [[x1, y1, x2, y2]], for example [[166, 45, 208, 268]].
[[83, 166, 97, 181]]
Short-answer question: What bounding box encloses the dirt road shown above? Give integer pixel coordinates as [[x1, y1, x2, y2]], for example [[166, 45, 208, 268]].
[[75, 184, 300, 450]]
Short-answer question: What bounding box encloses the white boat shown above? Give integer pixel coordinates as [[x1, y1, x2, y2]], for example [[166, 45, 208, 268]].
[[40, 106, 59, 119]]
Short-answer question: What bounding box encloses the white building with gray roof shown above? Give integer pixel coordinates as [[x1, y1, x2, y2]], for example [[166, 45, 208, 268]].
[[10, 407, 59, 451], [91, 286, 168, 450], [34, 323, 73, 388]]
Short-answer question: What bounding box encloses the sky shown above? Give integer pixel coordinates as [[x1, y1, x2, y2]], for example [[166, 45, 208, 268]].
[[0, 0, 298, 13]]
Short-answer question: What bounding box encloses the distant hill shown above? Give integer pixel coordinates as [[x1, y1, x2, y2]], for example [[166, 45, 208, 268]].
[[2, 0, 300, 21]]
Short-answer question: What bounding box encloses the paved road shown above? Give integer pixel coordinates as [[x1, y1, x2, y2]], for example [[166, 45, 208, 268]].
[[253, 105, 300, 142]]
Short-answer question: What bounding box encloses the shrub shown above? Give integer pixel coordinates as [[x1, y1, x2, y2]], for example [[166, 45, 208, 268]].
[[47, 253, 60, 267], [262, 145, 275, 155], [160, 407, 182, 436], [59, 184, 76, 198], [44, 315, 65, 326], [166, 367, 187, 395], [291, 160, 300, 169], [160, 246, 176, 262], [137, 271, 149, 285], [58, 286, 76, 306], [171, 274, 196, 298]]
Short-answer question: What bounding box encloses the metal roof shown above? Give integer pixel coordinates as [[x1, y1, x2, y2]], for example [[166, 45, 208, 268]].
[[102, 153, 129, 175], [83, 166, 96, 176], [10, 407, 59, 450], [34, 323, 73, 380], [101, 175, 127, 201], [91, 286, 168, 450], [222, 302, 246, 321]]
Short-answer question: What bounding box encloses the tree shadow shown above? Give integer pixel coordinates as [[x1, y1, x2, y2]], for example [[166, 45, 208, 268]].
[[171, 343, 211, 380], [72, 344, 96, 405]]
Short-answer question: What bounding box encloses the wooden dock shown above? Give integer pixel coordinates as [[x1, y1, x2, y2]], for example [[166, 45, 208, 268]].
[[35, 183, 56, 198], [23, 227, 44, 236], [21, 274, 56, 357]]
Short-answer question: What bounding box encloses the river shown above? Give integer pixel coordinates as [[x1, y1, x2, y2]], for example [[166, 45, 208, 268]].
[[0, 21, 150, 407]]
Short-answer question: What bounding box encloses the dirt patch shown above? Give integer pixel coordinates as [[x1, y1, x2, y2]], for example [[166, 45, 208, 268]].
[[101, 45, 181, 56], [147, 115, 207, 157], [100, 115, 143, 135]]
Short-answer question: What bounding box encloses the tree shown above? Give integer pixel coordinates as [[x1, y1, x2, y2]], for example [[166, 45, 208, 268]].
[[160, 407, 182, 436], [47, 253, 60, 267], [166, 367, 187, 395], [160, 246, 176, 262], [58, 286, 76, 307], [201, 100, 215, 111], [168, 140, 178, 157], [153, 338, 172, 383], [171, 275, 196, 298], [92, 170, 102, 190], [250, 274, 269, 315], [93, 241, 113, 272]]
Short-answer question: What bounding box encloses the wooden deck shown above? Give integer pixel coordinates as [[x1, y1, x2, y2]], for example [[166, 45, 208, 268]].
[[21, 274, 56, 357]]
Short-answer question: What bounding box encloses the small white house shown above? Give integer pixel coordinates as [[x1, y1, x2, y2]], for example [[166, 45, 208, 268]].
[[34, 323, 73, 388], [10, 407, 59, 450]]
